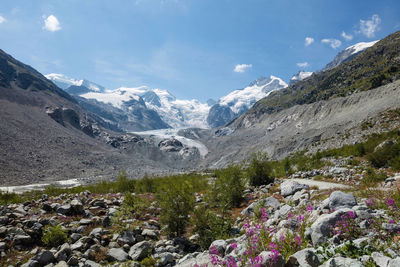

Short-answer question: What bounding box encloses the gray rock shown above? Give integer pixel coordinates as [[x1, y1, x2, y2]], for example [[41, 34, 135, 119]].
[[388, 257, 400, 267], [209, 240, 227, 256], [310, 208, 354, 245], [258, 251, 284, 267], [155, 252, 175, 265], [382, 223, 400, 232], [286, 248, 320, 267], [21, 260, 40, 267], [70, 199, 84, 214], [118, 231, 136, 245], [71, 233, 82, 243], [372, 252, 391, 267], [57, 204, 72, 215], [54, 261, 68, 267], [0, 216, 9, 225], [33, 250, 55, 266], [129, 241, 152, 261], [14, 234, 32, 245], [67, 256, 79, 266], [321, 257, 363, 267], [142, 229, 158, 239], [107, 248, 129, 262], [89, 227, 103, 238], [84, 260, 101, 267], [329, 191, 357, 210], [71, 240, 84, 251], [177, 252, 217, 267], [280, 181, 308, 197], [79, 219, 93, 225]]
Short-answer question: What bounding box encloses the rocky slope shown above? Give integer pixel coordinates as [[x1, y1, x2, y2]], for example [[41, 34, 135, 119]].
[[0, 50, 207, 185], [246, 31, 400, 119], [198, 79, 400, 168]]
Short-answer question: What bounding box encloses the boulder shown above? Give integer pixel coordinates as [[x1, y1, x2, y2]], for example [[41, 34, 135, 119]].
[[118, 231, 136, 246], [210, 240, 227, 256], [310, 208, 354, 245], [321, 257, 363, 267], [155, 252, 175, 265], [372, 252, 391, 267], [286, 248, 320, 267], [129, 241, 152, 261], [329, 191, 357, 210], [258, 251, 284, 267], [33, 250, 55, 266], [57, 204, 72, 215], [70, 199, 84, 214], [107, 248, 129, 262], [280, 181, 308, 197], [389, 257, 400, 267]]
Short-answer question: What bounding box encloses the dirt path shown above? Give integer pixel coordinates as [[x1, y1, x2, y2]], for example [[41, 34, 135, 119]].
[[290, 178, 351, 190]]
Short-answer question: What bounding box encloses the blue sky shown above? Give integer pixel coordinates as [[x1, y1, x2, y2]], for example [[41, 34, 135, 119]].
[[0, 0, 399, 101]]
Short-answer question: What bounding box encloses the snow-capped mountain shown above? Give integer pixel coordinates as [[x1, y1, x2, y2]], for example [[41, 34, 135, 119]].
[[290, 71, 313, 84], [207, 75, 288, 128], [46, 74, 210, 130], [45, 73, 105, 92], [81, 86, 210, 129], [324, 40, 379, 70]]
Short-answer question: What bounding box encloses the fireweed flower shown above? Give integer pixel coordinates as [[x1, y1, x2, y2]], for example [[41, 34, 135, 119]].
[[306, 204, 313, 212], [347, 211, 355, 219], [386, 198, 396, 208], [389, 219, 395, 224], [294, 235, 302, 246], [260, 207, 268, 221], [297, 214, 305, 222], [230, 243, 238, 250], [365, 198, 375, 207], [287, 213, 294, 219]]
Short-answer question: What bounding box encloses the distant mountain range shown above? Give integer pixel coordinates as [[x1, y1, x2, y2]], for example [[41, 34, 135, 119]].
[[45, 40, 378, 131]]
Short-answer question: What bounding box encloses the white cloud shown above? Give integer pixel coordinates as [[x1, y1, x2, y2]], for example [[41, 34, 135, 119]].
[[341, 31, 353, 41], [0, 16, 6, 24], [297, 62, 309, 68], [305, 37, 314, 46], [234, 64, 252, 73], [321, 38, 342, 49], [359, 14, 381, 38], [43, 15, 61, 32]]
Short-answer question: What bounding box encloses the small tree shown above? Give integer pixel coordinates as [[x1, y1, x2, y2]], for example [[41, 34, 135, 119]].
[[247, 152, 274, 186], [156, 180, 195, 236], [210, 164, 245, 209], [192, 205, 232, 249]]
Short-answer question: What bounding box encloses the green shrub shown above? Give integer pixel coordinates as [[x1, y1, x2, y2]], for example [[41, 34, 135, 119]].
[[140, 256, 158, 267], [192, 205, 232, 249], [42, 225, 68, 247], [156, 180, 195, 236], [211, 164, 245, 208], [115, 171, 135, 193], [247, 152, 274, 186], [362, 168, 387, 186]]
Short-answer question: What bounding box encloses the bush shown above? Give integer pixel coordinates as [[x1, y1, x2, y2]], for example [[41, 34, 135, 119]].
[[362, 168, 387, 186], [192, 205, 232, 249], [115, 171, 135, 193], [247, 152, 274, 186], [211, 164, 245, 208], [42, 225, 68, 247], [156, 180, 195, 236]]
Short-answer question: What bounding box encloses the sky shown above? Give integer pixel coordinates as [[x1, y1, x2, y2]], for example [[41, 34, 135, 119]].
[[0, 0, 399, 102]]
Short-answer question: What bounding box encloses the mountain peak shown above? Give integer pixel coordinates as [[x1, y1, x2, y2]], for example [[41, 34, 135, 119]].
[[290, 71, 313, 84], [324, 40, 379, 70]]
